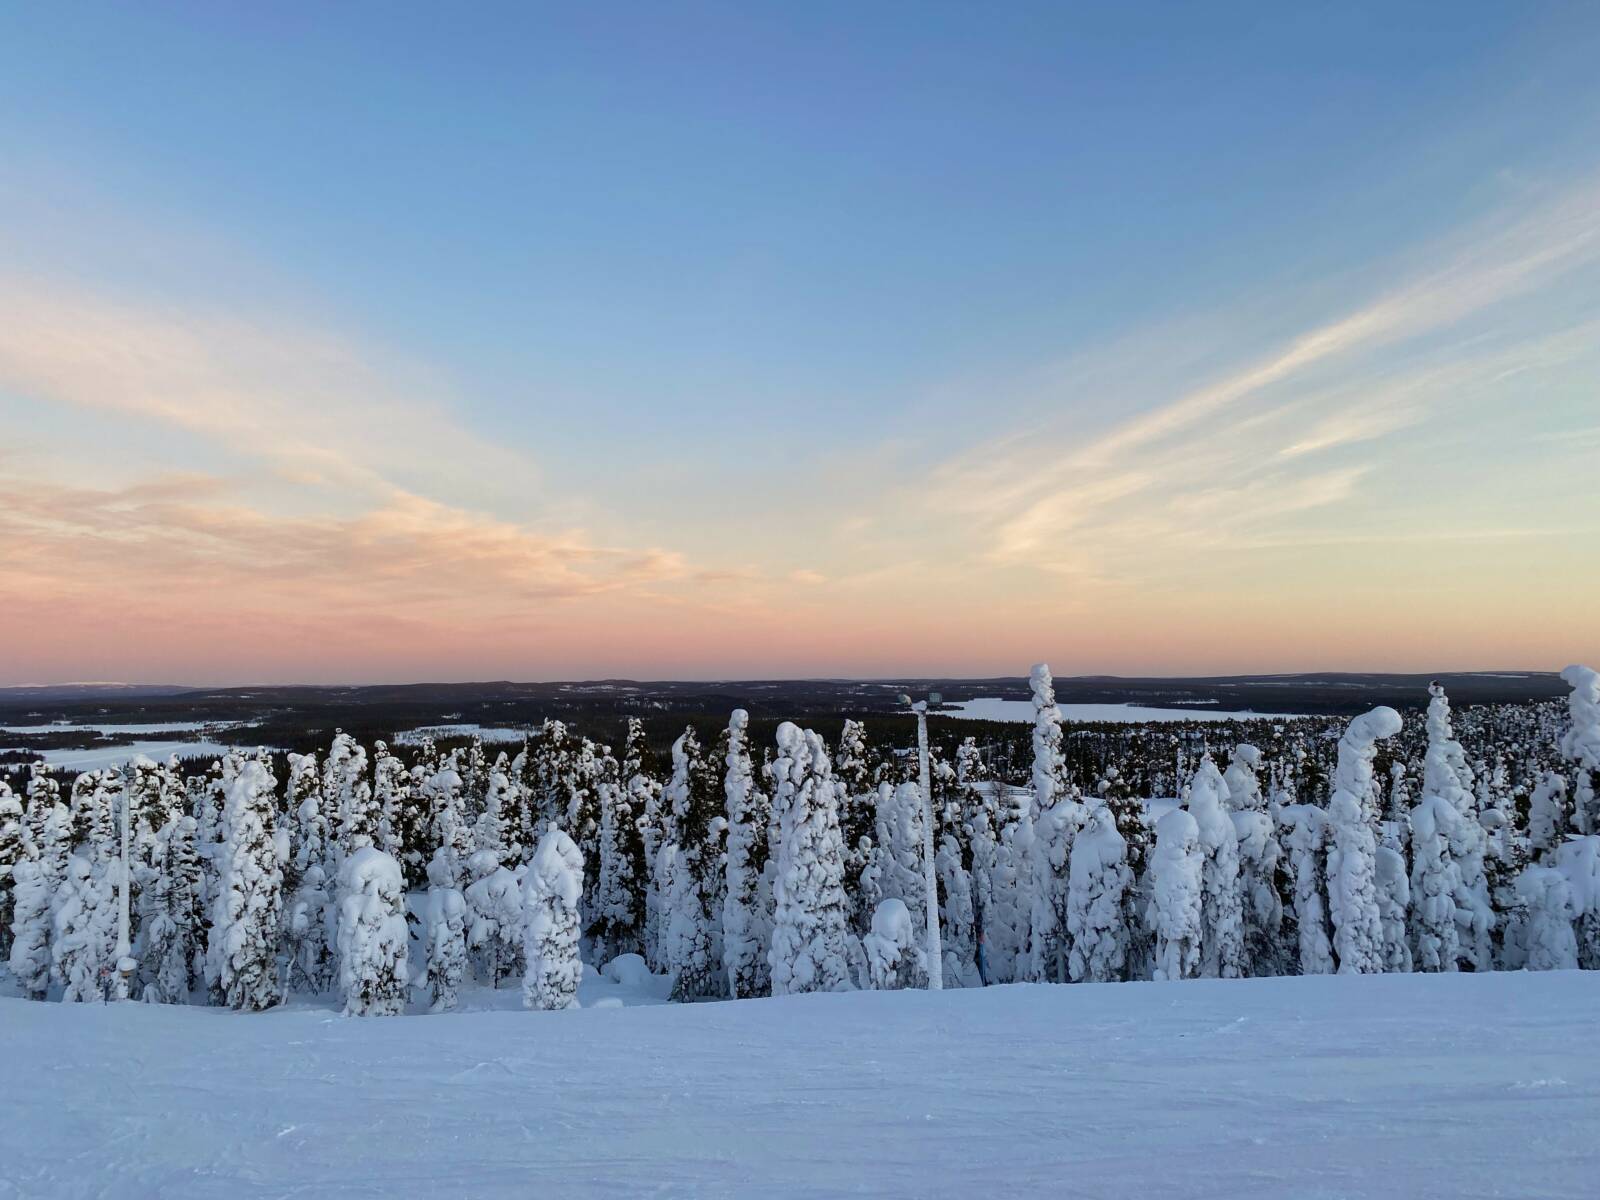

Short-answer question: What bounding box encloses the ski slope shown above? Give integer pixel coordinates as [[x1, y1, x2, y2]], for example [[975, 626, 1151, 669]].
[[1, 970, 1595, 1198]]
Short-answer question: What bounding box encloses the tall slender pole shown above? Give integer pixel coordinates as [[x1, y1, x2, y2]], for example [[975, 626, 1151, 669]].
[[913, 701, 944, 990], [114, 764, 133, 1000]]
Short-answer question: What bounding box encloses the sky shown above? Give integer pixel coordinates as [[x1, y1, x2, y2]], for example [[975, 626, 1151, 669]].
[[2, 2, 1599, 684]]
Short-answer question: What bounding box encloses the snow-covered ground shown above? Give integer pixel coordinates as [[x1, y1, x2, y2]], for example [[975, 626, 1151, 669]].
[[1, 971, 1594, 1198], [942, 697, 1305, 723], [9, 739, 267, 771]]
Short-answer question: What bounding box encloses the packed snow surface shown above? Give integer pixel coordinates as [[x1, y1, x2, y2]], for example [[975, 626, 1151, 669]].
[[942, 697, 1304, 723], [1, 971, 1594, 1198]]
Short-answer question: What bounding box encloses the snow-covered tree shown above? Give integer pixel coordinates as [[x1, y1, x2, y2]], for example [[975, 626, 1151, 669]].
[[768, 723, 854, 995], [1066, 802, 1132, 983], [323, 732, 374, 862], [1528, 772, 1571, 864], [936, 833, 979, 986], [1373, 844, 1412, 973], [1422, 685, 1493, 969], [138, 811, 200, 1005], [51, 850, 118, 1002], [1514, 864, 1578, 971], [1147, 807, 1202, 982], [9, 798, 70, 999], [1225, 745, 1285, 976], [0, 779, 21, 958], [722, 709, 772, 998], [863, 898, 923, 990], [213, 756, 283, 1011], [1553, 835, 1600, 969], [425, 761, 472, 890], [423, 854, 468, 1012], [590, 761, 642, 966], [522, 829, 584, 1011], [1279, 803, 1334, 975], [1408, 793, 1463, 972], [1188, 757, 1245, 979], [656, 726, 727, 1001], [372, 741, 408, 863], [1560, 664, 1600, 835], [1027, 786, 1085, 983], [1325, 707, 1401, 975], [475, 752, 515, 863], [336, 847, 409, 1016], [464, 853, 525, 988]]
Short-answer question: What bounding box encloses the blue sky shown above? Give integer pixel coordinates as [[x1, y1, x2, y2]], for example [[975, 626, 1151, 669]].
[[2, 3, 1598, 681]]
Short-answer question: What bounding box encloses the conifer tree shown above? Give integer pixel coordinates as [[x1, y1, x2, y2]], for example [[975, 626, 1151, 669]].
[[51, 850, 117, 1002], [139, 810, 200, 1004], [1422, 685, 1493, 968], [658, 726, 727, 1001], [768, 722, 854, 995], [1279, 802, 1334, 975], [722, 709, 772, 997], [423, 854, 468, 1012], [1148, 807, 1202, 981], [1066, 801, 1132, 983], [523, 829, 584, 1011], [372, 741, 408, 863], [1188, 757, 1245, 978], [336, 847, 409, 1016], [8, 799, 70, 999], [1223, 744, 1285, 976], [1326, 708, 1402, 974], [590, 752, 642, 964], [936, 832, 979, 986], [214, 756, 284, 1011], [324, 732, 375, 862], [0, 779, 22, 959]]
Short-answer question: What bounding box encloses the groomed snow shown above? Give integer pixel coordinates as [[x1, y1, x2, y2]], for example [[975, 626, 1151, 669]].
[[1, 971, 1593, 1197], [942, 697, 1304, 723]]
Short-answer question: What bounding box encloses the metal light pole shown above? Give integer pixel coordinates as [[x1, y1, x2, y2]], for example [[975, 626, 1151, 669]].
[[113, 763, 135, 1000], [901, 693, 944, 991]]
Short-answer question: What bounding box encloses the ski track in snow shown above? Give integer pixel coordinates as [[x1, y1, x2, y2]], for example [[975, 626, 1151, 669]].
[[1, 971, 1595, 1198]]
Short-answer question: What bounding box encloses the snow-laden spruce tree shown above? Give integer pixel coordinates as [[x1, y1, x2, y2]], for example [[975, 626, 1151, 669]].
[[936, 833, 979, 987], [323, 732, 374, 862], [523, 829, 584, 1011], [9, 800, 71, 999], [1408, 792, 1463, 971], [1373, 844, 1412, 973], [284, 751, 321, 875], [1553, 834, 1600, 968], [873, 780, 929, 915], [1224, 744, 1285, 976], [1382, 761, 1411, 856], [1514, 864, 1579, 971], [336, 847, 409, 1016], [1560, 664, 1600, 835], [425, 760, 473, 890], [863, 897, 923, 989], [654, 726, 727, 1000], [1325, 707, 1401, 974], [722, 709, 772, 998], [464, 852, 525, 987], [52, 850, 118, 1002], [372, 741, 408, 864], [590, 767, 641, 965], [1066, 801, 1132, 983], [212, 756, 283, 1011], [1147, 806, 1202, 981], [1187, 757, 1245, 979], [475, 753, 516, 863], [1278, 803, 1335, 975], [1028, 787, 1086, 983], [768, 722, 855, 995], [423, 853, 468, 1012], [138, 810, 200, 1004], [835, 719, 875, 911], [646, 729, 696, 972], [1024, 662, 1085, 983], [1528, 772, 1570, 864], [0, 779, 21, 959], [985, 792, 1034, 983], [1422, 685, 1493, 969]]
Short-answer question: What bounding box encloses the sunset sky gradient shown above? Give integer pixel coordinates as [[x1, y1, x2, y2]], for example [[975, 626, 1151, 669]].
[[3, 3, 1599, 684]]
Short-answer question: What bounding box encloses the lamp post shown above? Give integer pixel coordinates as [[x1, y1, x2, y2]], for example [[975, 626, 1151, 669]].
[[899, 692, 944, 991]]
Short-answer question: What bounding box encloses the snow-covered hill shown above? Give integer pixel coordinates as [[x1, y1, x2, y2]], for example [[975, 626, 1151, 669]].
[[1, 970, 1594, 1198]]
